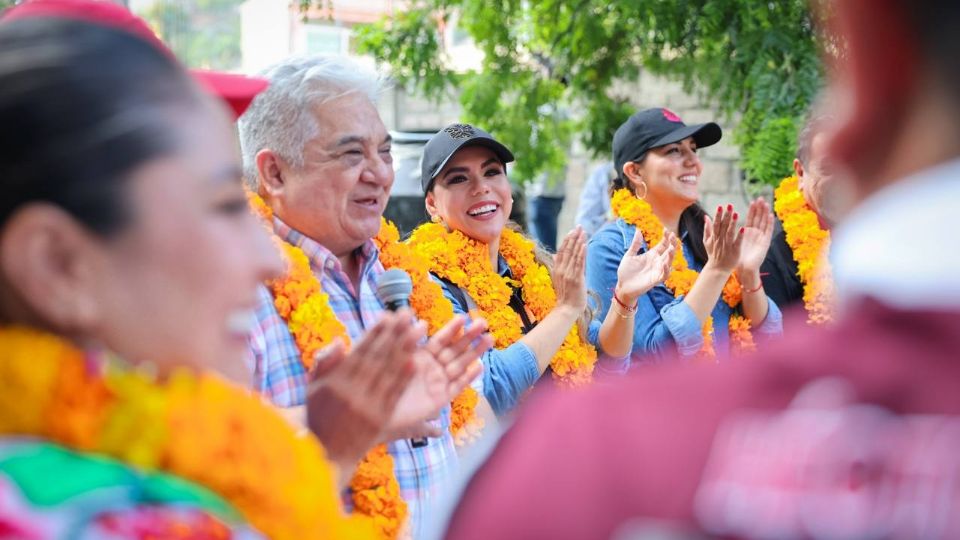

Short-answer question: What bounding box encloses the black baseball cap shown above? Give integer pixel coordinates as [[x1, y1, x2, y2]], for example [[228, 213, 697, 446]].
[[613, 108, 722, 181], [421, 123, 515, 192]]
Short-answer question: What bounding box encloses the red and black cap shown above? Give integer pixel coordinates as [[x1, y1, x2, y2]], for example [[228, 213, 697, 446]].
[[613, 107, 722, 180]]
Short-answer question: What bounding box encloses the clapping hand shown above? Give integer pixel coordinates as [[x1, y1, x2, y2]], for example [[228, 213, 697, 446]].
[[305, 310, 420, 473], [386, 315, 491, 440], [703, 204, 744, 275], [553, 227, 588, 312], [736, 198, 774, 276], [305, 310, 492, 472], [615, 228, 676, 304]]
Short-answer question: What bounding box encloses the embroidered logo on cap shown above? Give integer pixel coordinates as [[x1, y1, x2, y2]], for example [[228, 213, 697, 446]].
[[662, 108, 683, 123], [444, 124, 476, 139]]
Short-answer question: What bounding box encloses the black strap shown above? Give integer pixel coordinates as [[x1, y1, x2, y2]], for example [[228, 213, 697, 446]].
[[508, 285, 537, 334], [435, 274, 537, 335], [435, 275, 470, 314]]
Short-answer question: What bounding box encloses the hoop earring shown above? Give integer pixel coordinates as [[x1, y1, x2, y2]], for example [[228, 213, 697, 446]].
[[635, 180, 648, 200]]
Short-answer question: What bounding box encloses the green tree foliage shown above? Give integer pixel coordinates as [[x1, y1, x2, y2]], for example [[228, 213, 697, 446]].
[[348, 0, 825, 186], [142, 0, 243, 70]]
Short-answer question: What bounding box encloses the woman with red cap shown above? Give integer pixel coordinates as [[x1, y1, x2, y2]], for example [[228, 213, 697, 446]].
[[587, 108, 783, 363]]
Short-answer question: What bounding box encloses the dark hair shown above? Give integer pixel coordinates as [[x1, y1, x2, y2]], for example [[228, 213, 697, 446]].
[[610, 156, 709, 266], [0, 18, 200, 236], [610, 158, 637, 193]]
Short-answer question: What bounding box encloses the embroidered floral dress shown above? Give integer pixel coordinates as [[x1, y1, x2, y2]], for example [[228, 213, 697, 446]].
[[0, 439, 263, 539]]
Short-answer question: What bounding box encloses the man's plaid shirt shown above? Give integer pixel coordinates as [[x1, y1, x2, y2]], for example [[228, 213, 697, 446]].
[[246, 217, 458, 538]]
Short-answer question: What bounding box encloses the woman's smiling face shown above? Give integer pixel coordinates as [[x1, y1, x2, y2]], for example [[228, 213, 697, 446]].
[[634, 136, 704, 209], [426, 145, 512, 244]]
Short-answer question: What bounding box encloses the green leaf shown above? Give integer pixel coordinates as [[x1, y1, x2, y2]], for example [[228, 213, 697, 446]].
[[314, 0, 827, 186]]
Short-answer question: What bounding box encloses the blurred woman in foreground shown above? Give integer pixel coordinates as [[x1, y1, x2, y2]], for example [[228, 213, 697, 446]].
[[0, 16, 437, 539]]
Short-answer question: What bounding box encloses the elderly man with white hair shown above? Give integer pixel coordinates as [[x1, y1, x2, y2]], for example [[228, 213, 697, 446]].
[[239, 56, 489, 538]]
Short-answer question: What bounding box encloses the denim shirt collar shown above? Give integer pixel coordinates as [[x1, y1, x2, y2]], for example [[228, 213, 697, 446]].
[[497, 255, 513, 279]]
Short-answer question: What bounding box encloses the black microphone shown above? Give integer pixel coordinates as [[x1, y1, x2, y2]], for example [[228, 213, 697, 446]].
[[375, 269, 413, 312], [374, 269, 429, 448]]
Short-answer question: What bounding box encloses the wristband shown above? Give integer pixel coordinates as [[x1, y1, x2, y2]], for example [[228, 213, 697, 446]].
[[742, 272, 769, 294], [613, 290, 638, 313]]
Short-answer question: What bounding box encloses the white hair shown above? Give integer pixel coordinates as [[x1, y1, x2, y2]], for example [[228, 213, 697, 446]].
[[238, 55, 386, 188]]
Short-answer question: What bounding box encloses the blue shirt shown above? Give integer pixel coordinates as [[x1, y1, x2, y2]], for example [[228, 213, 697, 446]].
[[434, 257, 626, 416], [586, 218, 783, 363]]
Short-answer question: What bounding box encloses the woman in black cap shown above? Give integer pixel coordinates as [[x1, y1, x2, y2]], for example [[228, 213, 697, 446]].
[[586, 108, 783, 363], [409, 123, 675, 419]]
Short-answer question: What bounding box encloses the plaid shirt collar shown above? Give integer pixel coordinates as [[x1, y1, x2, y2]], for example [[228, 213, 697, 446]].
[[271, 216, 380, 275]]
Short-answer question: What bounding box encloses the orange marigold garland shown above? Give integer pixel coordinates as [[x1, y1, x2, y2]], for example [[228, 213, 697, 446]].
[[373, 219, 452, 336], [773, 176, 835, 324], [247, 193, 406, 539], [408, 222, 597, 387], [374, 219, 483, 445], [350, 444, 406, 538], [0, 326, 375, 540], [610, 189, 755, 357]]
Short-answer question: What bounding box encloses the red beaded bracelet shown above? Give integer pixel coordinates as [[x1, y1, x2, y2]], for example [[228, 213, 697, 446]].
[[613, 290, 638, 313], [742, 272, 770, 294], [743, 282, 764, 294]]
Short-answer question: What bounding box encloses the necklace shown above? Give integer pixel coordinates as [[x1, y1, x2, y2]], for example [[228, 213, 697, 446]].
[[374, 218, 482, 444], [248, 193, 406, 539], [408, 223, 597, 385], [0, 326, 374, 540], [773, 176, 835, 324]]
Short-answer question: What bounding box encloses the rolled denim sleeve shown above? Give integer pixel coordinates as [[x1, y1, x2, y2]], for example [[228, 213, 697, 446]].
[[586, 319, 630, 375], [431, 275, 539, 416], [754, 295, 784, 341], [657, 295, 705, 357]]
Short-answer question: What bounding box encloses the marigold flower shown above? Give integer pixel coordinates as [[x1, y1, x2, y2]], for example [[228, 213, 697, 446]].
[[0, 326, 376, 540], [773, 176, 835, 324]]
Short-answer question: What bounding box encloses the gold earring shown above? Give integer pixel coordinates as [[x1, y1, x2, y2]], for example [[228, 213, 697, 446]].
[[431, 214, 441, 224], [635, 180, 648, 200]]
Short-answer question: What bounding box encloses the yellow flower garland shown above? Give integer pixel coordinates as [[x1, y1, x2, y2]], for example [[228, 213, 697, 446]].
[[773, 176, 835, 324], [248, 193, 406, 539], [408, 222, 597, 386], [0, 326, 375, 540], [610, 189, 756, 357], [373, 219, 483, 445]]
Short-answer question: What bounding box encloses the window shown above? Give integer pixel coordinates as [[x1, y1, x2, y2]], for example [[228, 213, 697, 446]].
[[305, 24, 348, 55]]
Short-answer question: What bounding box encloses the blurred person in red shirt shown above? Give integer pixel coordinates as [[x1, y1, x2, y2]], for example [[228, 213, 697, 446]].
[[439, 0, 960, 538]]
